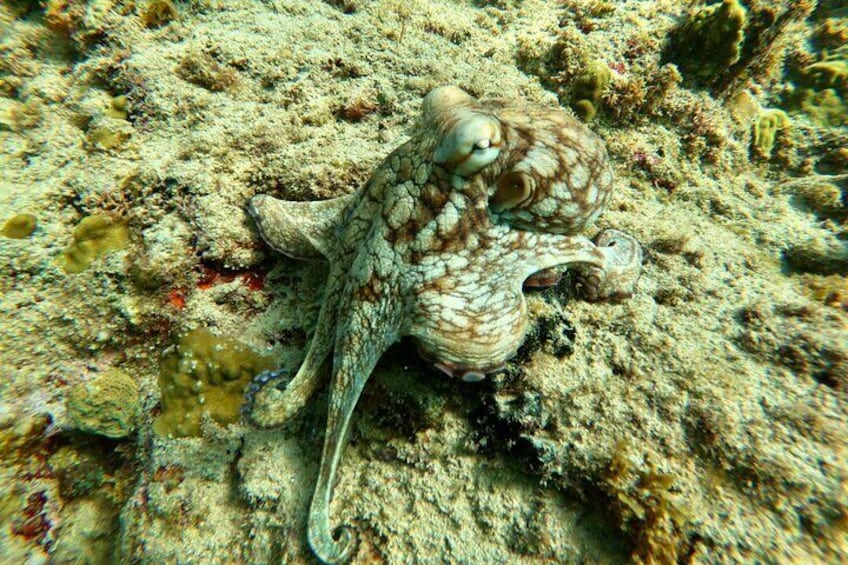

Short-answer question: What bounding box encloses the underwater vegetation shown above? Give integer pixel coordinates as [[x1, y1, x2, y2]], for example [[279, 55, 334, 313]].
[[663, 0, 816, 95], [784, 45, 848, 127], [86, 94, 133, 150], [569, 60, 612, 122], [751, 108, 789, 158], [176, 49, 239, 92], [605, 443, 688, 565], [61, 215, 128, 274], [1, 213, 37, 239], [665, 0, 747, 87], [139, 0, 178, 29], [153, 328, 275, 437]]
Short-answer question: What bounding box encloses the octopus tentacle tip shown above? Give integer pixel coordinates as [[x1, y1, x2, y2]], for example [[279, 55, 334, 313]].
[[309, 522, 356, 565], [241, 368, 291, 426], [577, 229, 643, 302]]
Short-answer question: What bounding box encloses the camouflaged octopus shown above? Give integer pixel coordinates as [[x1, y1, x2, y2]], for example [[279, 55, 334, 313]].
[[244, 86, 642, 564]]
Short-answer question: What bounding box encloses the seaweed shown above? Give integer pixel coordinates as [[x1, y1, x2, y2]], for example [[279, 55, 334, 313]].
[[604, 443, 690, 565]]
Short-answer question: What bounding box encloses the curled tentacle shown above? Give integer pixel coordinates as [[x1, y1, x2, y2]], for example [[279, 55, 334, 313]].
[[241, 369, 291, 426], [576, 229, 643, 301], [308, 519, 355, 565], [243, 269, 344, 428]]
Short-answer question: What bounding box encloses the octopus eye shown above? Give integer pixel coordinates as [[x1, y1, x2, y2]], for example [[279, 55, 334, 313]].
[[489, 171, 534, 213], [434, 115, 502, 177]]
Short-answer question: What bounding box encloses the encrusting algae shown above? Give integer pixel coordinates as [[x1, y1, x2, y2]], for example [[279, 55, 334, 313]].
[[751, 108, 789, 158], [1, 213, 37, 239], [60, 215, 128, 273], [104, 94, 128, 121], [605, 444, 689, 565], [153, 328, 275, 438], [785, 45, 848, 127], [664, 0, 747, 87], [569, 60, 612, 122]]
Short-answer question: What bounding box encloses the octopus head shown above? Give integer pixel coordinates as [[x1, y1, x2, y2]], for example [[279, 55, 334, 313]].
[[420, 87, 615, 234], [487, 107, 615, 235], [423, 86, 503, 178]]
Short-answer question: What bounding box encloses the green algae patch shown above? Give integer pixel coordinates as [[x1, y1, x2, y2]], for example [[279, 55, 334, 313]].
[[154, 329, 275, 438], [785, 50, 848, 128], [1, 213, 37, 239], [61, 215, 129, 273], [104, 95, 129, 121], [752, 108, 789, 158], [87, 125, 128, 150], [569, 61, 611, 122], [664, 0, 747, 86], [67, 369, 141, 439]]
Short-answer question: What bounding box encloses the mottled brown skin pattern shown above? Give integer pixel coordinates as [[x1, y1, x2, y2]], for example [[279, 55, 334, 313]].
[[245, 86, 641, 564]]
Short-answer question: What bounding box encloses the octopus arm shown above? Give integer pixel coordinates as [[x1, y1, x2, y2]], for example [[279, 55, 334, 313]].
[[307, 297, 403, 564], [510, 229, 643, 298], [246, 271, 345, 428], [509, 231, 607, 279], [247, 193, 354, 259]]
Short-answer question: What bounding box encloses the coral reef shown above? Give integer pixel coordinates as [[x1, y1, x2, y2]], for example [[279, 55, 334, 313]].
[[139, 0, 178, 29], [176, 50, 239, 92], [779, 175, 846, 221], [804, 274, 848, 311], [154, 328, 275, 437], [784, 47, 848, 127], [1, 0, 846, 562], [66, 369, 140, 439], [85, 94, 133, 151], [604, 444, 688, 565], [104, 94, 128, 121], [357, 355, 448, 442], [792, 88, 848, 127], [664, 0, 816, 95], [569, 60, 611, 122], [44, 0, 119, 50]]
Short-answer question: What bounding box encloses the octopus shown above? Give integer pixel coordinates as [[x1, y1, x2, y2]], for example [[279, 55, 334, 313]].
[[243, 86, 642, 564]]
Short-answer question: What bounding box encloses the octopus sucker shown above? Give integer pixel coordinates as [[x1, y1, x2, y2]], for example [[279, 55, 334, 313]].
[[244, 85, 642, 564]]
